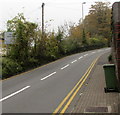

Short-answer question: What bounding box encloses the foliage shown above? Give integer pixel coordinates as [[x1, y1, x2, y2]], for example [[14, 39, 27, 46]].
[[3, 2, 111, 79], [88, 36, 107, 47], [82, 29, 88, 46], [7, 13, 37, 66], [44, 33, 59, 60], [2, 58, 23, 79], [55, 28, 64, 55], [108, 54, 113, 63], [84, 2, 111, 42], [60, 38, 80, 54]]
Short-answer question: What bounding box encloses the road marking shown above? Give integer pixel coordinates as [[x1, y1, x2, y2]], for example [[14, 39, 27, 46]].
[[1, 53, 75, 82], [59, 57, 99, 114], [79, 56, 83, 59], [0, 86, 30, 102], [41, 72, 56, 81], [71, 60, 77, 64], [61, 64, 70, 70], [52, 57, 99, 115], [84, 54, 88, 57]]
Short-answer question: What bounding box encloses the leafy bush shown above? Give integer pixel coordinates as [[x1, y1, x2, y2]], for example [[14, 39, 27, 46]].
[[28, 58, 39, 67], [44, 36, 59, 60], [108, 54, 113, 63], [88, 37, 107, 47], [2, 58, 23, 79]]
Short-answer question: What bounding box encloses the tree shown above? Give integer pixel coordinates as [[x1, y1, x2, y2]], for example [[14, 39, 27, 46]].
[[84, 2, 111, 41], [7, 13, 37, 66], [82, 29, 87, 46], [43, 32, 59, 60], [55, 28, 64, 54]]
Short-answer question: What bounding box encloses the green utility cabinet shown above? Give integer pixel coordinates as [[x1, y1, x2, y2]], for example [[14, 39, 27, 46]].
[[103, 64, 118, 92]]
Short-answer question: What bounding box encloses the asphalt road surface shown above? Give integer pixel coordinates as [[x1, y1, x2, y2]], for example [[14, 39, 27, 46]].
[[1, 48, 111, 113]]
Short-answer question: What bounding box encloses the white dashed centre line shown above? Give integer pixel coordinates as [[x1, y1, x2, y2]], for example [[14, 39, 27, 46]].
[[84, 54, 88, 57], [0, 86, 30, 102], [71, 60, 77, 64], [61, 64, 70, 70], [41, 72, 56, 81], [79, 56, 83, 59]]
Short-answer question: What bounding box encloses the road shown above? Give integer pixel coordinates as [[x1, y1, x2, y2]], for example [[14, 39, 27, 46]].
[[1, 48, 110, 113]]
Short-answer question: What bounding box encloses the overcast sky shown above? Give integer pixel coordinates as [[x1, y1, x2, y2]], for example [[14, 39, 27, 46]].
[[0, 0, 119, 31]]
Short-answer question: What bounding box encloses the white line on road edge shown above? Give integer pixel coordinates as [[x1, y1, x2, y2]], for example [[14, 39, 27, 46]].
[[84, 54, 88, 57], [71, 60, 77, 64], [41, 72, 57, 81], [79, 56, 83, 59], [61, 64, 70, 70], [0, 86, 30, 102]]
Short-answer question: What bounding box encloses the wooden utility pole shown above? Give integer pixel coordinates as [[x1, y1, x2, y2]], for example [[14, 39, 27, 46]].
[[42, 3, 45, 39]]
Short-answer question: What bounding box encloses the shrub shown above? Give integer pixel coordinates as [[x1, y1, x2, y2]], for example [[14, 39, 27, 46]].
[[2, 58, 23, 79], [28, 58, 39, 67], [108, 54, 113, 63]]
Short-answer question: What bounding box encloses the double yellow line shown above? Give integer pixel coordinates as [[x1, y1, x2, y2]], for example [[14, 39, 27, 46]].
[[52, 57, 99, 115]]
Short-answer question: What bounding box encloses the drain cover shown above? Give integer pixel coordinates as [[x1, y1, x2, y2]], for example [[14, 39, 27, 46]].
[[85, 107, 108, 113]]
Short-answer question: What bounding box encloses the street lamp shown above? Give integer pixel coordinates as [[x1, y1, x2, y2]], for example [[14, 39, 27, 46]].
[[82, 2, 86, 28], [82, 2, 87, 45]]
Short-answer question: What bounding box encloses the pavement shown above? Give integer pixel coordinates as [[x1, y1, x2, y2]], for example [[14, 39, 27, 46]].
[[70, 52, 120, 114]]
